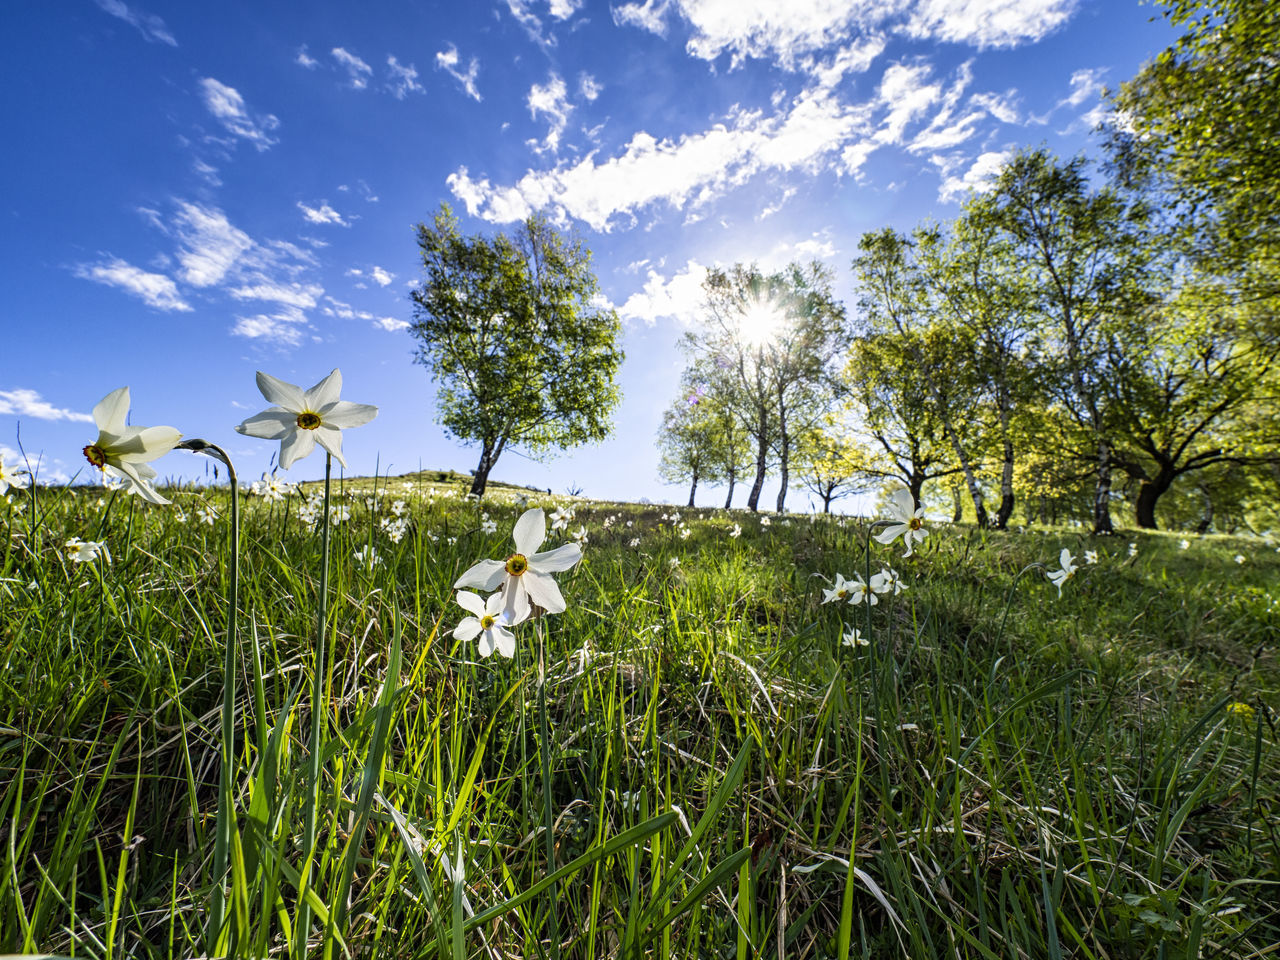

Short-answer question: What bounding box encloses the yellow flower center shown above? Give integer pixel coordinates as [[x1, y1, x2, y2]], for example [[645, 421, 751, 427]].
[[908, 517, 923, 530], [480, 614, 495, 630], [505, 554, 528, 576], [83, 444, 107, 468], [296, 411, 323, 430]]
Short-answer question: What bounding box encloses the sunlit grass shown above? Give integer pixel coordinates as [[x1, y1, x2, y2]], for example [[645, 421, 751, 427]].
[[1, 475, 1277, 958]]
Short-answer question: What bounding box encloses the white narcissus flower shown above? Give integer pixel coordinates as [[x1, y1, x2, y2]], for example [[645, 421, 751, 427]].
[[1234, 554, 1246, 564], [760, 516, 771, 527], [1046, 548, 1077, 597], [842, 626, 868, 647], [81, 387, 181, 505], [235, 369, 377, 469], [874, 487, 927, 557], [729, 523, 741, 538], [453, 508, 582, 622], [549, 505, 574, 532], [848, 573, 878, 606], [870, 567, 905, 596], [570, 525, 589, 546], [64, 537, 111, 564], [0, 458, 30, 496], [1127, 542, 1138, 558], [481, 517, 499, 535], [1179, 539, 1190, 550], [1083, 550, 1099, 565], [453, 590, 520, 659], [822, 573, 854, 604]]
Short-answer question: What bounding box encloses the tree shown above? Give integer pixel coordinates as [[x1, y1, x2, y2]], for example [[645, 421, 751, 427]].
[[686, 263, 847, 513], [1109, 0, 1280, 318], [409, 205, 623, 496], [984, 150, 1151, 535], [793, 422, 866, 513], [657, 386, 721, 507]]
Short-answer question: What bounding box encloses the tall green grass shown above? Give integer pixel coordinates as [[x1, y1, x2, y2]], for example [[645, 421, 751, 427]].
[[1, 476, 1276, 958]]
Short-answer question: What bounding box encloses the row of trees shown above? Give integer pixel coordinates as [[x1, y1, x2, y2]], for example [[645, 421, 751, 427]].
[[658, 142, 1279, 532]]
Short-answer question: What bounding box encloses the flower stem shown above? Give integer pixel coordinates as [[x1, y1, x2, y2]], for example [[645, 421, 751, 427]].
[[536, 618, 562, 960], [297, 453, 332, 956]]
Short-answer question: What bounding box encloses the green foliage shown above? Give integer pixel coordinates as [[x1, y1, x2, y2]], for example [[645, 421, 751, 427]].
[[409, 205, 624, 494]]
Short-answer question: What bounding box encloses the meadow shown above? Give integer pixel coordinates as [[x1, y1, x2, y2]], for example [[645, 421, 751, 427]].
[[1, 472, 1277, 959]]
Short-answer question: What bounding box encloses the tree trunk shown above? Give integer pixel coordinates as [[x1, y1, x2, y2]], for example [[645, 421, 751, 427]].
[[909, 473, 925, 507], [994, 414, 1015, 530], [724, 472, 735, 509], [1092, 439, 1114, 535], [1194, 486, 1214, 534], [687, 472, 698, 508], [951, 483, 963, 523], [469, 440, 498, 497], [774, 386, 790, 514], [746, 412, 769, 512], [823, 486, 833, 514], [1134, 468, 1175, 529]]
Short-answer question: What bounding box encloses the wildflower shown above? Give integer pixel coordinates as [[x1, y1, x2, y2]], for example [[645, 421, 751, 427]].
[[196, 504, 219, 526], [1083, 550, 1099, 565], [629, 537, 641, 548], [874, 487, 927, 557], [391, 499, 407, 517], [81, 387, 181, 504], [678, 524, 690, 540], [1227, 701, 1256, 721], [380, 516, 409, 543], [174, 510, 189, 524], [453, 508, 582, 621], [842, 626, 868, 647], [481, 517, 498, 535], [549, 505, 574, 532], [670, 511, 682, 524], [1179, 539, 1190, 550], [453, 590, 520, 659], [353, 545, 380, 567], [570, 525, 589, 546], [822, 573, 854, 604], [760, 516, 771, 527], [514, 493, 529, 508], [730, 523, 741, 538], [234, 369, 377, 469], [1127, 542, 1138, 558], [64, 537, 111, 564], [848, 573, 879, 606], [0, 458, 29, 496], [1234, 554, 1246, 564], [668, 557, 681, 569], [870, 567, 905, 596], [1046, 548, 1077, 597], [252, 474, 292, 502], [329, 504, 351, 525]]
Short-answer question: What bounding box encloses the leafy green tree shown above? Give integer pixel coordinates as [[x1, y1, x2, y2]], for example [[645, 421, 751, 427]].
[[656, 387, 721, 507], [793, 421, 865, 513], [1109, 0, 1280, 318], [984, 149, 1151, 535], [686, 263, 847, 513], [409, 205, 623, 496]]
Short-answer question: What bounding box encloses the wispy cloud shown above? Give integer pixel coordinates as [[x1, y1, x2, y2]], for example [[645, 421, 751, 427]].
[[374, 316, 409, 332], [436, 44, 482, 101], [175, 202, 254, 287], [198, 77, 280, 150], [905, 0, 1078, 49], [297, 201, 349, 226], [579, 72, 602, 102], [74, 257, 192, 311], [92, 0, 176, 46], [527, 73, 572, 153], [937, 149, 1011, 202], [370, 266, 394, 287], [229, 281, 322, 309], [0, 389, 95, 423], [617, 259, 708, 327], [386, 55, 424, 98], [231, 306, 309, 346], [1058, 66, 1107, 108], [332, 47, 373, 89], [296, 44, 319, 68]]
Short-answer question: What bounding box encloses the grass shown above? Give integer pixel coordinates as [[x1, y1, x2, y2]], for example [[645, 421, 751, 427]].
[[1, 470, 1277, 958]]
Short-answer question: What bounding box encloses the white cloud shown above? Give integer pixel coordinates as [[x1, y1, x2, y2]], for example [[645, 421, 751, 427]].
[[790, 234, 837, 259], [450, 83, 872, 231], [374, 316, 410, 332], [907, 61, 984, 152], [0, 389, 95, 423], [74, 257, 192, 311], [231, 306, 308, 346], [332, 47, 373, 89], [296, 44, 319, 68], [617, 260, 708, 327], [548, 0, 585, 17], [229, 281, 322, 309], [906, 0, 1077, 49], [174, 202, 254, 287], [199, 78, 280, 151], [1059, 66, 1107, 108], [192, 158, 221, 186], [970, 89, 1020, 124], [93, 0, 176, 46], [612, 0, 671, 35], [386, 56, 425, 98], [297, 201, 349, 226], [527, 73, 573, 153], [875, 61, 941, 145], [370, 266, 394, 287], [436, 44, 482, 101], [802, 35, 887, 90], [938, 149, 1011, 202], [579, 73, 602, 101]]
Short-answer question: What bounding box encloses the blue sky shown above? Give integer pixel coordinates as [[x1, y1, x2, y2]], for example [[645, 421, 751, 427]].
[[1, 0, 1177, 508]]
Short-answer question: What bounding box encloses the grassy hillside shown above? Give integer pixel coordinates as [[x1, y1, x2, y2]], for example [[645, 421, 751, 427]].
[[1, 474, 1277, 958]]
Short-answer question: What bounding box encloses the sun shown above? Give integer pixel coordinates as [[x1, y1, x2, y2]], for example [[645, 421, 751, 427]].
[[738, 301, 784, 347]]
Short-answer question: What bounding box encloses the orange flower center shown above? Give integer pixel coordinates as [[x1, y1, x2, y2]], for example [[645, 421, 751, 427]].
[[505, 554, 528, 576], [296, 411, 322, 430], [480, 614, 495, 630], [83, 444, 107, 468]]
